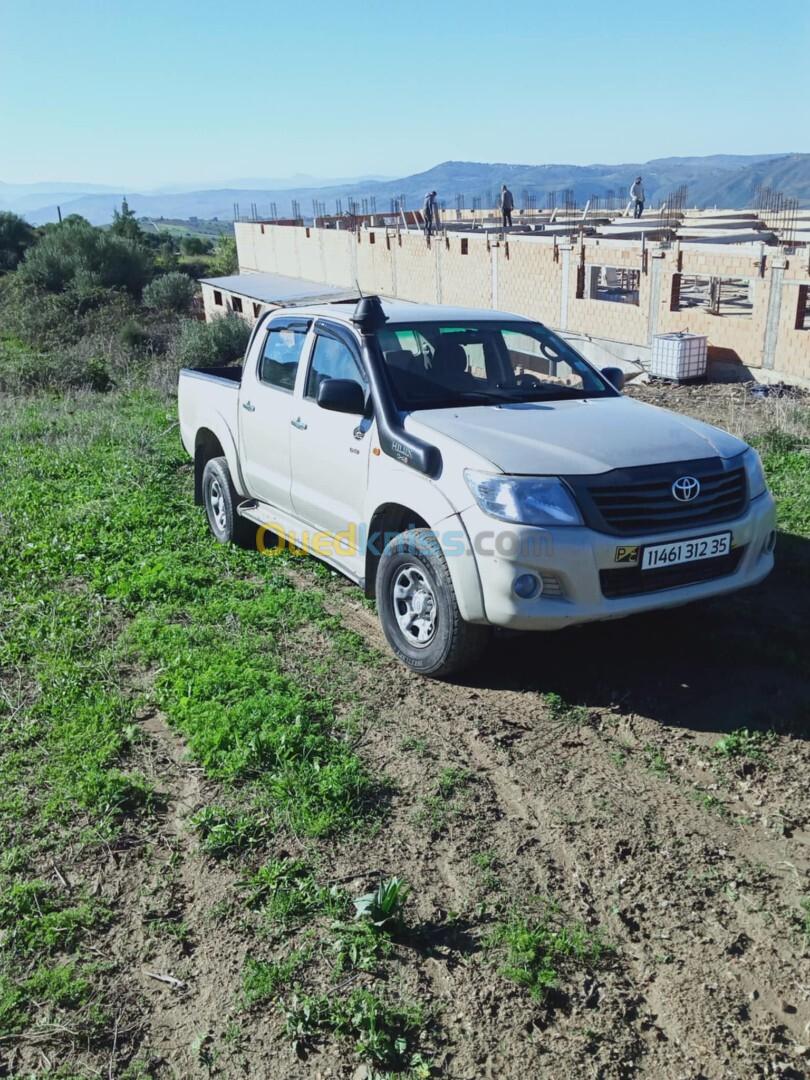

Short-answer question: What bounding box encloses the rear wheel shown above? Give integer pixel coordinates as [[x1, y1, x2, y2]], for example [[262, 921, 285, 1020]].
[[202, 456, 255, 547], [375, 528, 490, 678]]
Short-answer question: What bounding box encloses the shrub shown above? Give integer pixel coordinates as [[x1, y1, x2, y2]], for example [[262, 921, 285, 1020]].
[[142, 271, 196, 315], [173, 314, 250, 369], [119, 319, 150, 350], [18, 217, 152, 295]]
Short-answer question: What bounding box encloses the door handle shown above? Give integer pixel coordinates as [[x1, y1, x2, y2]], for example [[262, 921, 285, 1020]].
[[291, 417, 308, 430], [242, 401, 255, 412]]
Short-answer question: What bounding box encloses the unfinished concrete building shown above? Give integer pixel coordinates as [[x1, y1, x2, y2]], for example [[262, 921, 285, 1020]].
[[200, 205, 810, 386]]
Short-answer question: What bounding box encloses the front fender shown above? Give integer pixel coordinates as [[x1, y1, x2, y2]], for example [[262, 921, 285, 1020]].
[[365, 467, 486, 623]]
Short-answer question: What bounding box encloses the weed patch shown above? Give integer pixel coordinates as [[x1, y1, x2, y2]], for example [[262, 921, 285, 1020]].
[[489, 905, 609, 1000], [283, 987, 426, 1071], [242, 950, 309, 1008], [713, 728, 773, 763]]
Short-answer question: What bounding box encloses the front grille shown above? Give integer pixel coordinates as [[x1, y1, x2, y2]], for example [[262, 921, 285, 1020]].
[[600, 547, 744, 598], [568, 458, 748, 536]]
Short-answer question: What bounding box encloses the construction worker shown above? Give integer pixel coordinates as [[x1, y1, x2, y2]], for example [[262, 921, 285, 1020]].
[[500, 185, 514, 228], [423, 190, 438, 237], [630, 176, 645, 219]]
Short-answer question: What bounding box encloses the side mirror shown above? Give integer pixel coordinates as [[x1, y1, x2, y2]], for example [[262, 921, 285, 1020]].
[[316, 378, 366, 415], [601, 366, 625, 391]]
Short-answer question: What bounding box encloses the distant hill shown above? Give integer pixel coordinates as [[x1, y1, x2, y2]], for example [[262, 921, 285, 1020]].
[[11, 153, 810, 225], [688, 154, 810, 208]]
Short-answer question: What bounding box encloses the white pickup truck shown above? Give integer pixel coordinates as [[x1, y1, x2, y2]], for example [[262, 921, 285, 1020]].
[[178, 296, 776, 677]]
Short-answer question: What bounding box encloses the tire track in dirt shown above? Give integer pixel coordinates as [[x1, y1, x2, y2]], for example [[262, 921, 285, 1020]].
[[109, 700, 258, 1078], [295, 569, 810, 1079]]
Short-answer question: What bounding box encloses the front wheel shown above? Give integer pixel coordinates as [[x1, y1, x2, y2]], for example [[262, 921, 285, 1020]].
[[375, 528, 490, 678]]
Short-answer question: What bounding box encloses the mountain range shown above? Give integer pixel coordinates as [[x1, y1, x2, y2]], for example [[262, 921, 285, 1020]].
[[4, 154, 809, 225]]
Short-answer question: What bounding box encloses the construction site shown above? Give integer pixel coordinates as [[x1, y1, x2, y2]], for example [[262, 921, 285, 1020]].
[[202, 187, 810, 386]]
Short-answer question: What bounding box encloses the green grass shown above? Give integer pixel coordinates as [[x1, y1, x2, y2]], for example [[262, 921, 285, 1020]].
[[751, 429, 810, 539], [489, 907, 609, 1000], [0, 389, 382, 1063]]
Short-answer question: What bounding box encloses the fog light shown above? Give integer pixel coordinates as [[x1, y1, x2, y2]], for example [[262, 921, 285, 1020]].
[[513, 573, 542, 599]]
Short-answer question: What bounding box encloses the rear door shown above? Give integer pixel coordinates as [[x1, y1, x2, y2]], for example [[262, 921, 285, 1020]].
[[289, 321, 371, 557], [238, 316, 311, 512]]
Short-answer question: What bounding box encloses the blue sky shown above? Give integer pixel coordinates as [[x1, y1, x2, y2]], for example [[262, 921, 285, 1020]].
[[1, 0, 808, 187]]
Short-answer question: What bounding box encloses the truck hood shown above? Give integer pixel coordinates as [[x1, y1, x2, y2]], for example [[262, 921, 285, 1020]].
[[404, 396, 748, 475]]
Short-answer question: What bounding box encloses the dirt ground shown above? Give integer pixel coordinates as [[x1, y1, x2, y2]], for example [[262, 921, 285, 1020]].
[[5, 381, 810, 1080]]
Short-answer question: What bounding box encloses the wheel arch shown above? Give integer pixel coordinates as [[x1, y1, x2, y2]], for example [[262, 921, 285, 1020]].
[[364, 499, 486, 624], [365, 502, 430, 598], [193, 418, 246, 504], [193, 428, 225, 504]]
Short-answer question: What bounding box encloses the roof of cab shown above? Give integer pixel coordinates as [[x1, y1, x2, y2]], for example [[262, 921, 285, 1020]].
[[271, 297, 535, 325]]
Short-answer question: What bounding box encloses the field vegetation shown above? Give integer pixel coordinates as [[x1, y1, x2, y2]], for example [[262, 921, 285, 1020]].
[[0, 212, 809, 1077]]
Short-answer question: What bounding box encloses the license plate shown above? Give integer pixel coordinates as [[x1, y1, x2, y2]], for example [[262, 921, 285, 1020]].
[[641, 532, 731, 570]]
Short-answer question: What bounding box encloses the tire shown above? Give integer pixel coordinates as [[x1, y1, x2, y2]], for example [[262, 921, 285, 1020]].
[[375, 528, 490, 678], [201, 456, 255, 548]]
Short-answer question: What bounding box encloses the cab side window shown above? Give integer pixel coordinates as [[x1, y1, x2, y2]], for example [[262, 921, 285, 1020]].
[[259, 327, 307, 390], [305, 334, 366, 399]]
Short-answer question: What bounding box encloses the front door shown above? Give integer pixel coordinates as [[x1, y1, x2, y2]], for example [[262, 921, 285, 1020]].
[[289, 325, 371, 566], [238, 318, 310, 513]]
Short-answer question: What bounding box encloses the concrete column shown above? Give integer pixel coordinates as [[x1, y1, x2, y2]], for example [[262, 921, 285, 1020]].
[[435, 238, 443, 304], [647, 256, 664, 342], [349, 230, 358, 290], [559, 245, 572, 330], [490, 244, 498, 307], [762, 263, 785, 370]]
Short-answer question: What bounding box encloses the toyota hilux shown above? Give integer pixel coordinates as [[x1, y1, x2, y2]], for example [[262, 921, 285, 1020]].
[[178, 296, 776, 676]]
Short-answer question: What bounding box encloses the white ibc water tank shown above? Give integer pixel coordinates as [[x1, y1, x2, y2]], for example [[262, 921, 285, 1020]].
[[650, 332, 708, 381]]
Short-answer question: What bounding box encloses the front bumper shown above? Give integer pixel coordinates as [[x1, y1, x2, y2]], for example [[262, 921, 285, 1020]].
[[460, 493, 776, 630]]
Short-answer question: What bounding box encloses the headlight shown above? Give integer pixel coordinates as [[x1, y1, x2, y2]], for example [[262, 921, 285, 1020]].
[[742, 448, 767, 500], [464, 470, 583, 526]]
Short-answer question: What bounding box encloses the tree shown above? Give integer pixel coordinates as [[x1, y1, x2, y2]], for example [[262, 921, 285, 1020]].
[[0, 211, 36, 272], [209, 235, 238, 276], [110, 197, 144, 242], [142, 271, 196, 314], [180, 235, 212, 256]]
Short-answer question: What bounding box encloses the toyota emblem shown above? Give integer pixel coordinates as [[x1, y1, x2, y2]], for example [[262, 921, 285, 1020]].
[[672, 476, 701, 502]]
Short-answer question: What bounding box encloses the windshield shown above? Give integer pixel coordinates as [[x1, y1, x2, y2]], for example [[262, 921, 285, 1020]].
[[375, 320, 617, 410]]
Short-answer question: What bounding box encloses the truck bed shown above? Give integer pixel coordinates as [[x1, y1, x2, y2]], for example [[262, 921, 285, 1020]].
[[177, 366, 242, 476]]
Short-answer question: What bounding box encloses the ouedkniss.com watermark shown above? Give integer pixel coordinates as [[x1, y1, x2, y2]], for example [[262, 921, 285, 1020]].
[[254, 521, 553, 560]]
